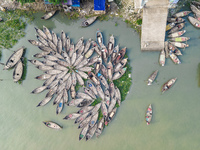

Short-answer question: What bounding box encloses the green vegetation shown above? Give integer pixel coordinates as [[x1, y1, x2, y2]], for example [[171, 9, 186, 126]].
[[0, 50, 2, 60], [16, 0, 35, 5], [75, 82, 82, 91], [91, 97, 102, 106], [49, 0, 67, 5], [136, 18, 142, 25], [115, 22, 118, 26], [0, 9, 34, 50], [98, 14, 110, 21], [65, 11, 80, 20], [113, 54, 132, 102]]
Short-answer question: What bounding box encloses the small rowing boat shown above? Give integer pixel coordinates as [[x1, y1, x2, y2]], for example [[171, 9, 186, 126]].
[[188, 16, 200, 28], [145, 104, 152, 125], [169, 37, 190, 42], [96, 30, 103, 47], [159, 49, 165, 66], [168, 23, 185, 34], [167, 17, 185, 23], [147, 70, 158, 85], [166, 23, 175, 31], [41, 10, 56, 20], [43, 121, 62, 129], [162, 78, 177, 93], [168, 30, 186, 38], [169, 42, 189, 48], [169, 52, 181, 64], [173, 11, 191, 17], [190, 4, 200, 16], [81, 16, 98, 27]]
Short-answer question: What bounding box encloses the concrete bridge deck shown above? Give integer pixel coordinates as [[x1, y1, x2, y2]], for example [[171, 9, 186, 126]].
[[141, 0, 169, 51]]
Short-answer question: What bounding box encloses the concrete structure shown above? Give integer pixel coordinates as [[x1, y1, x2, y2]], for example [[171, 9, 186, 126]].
[[141, 0, 169, 51]]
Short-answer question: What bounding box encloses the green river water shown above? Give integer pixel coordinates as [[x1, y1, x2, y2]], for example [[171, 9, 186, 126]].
[[0, 11, 200, 150]]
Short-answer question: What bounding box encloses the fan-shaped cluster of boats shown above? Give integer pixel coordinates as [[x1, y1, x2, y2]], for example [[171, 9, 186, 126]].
[[28, 26, 129, 140], [161, 10, 192, 66], [3, 47, 25, 82]]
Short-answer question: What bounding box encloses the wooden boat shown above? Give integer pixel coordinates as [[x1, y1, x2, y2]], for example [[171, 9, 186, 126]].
[[76, 73, 84, 86], [111, 45, 119, 62], [168, 43, 182, 56], [114, 58, 128, 72], [89, 113, 98, 128], [188, 16, 200, 28], [169, 37, 190, 42], [167, 17, 185, 23], [35, 27, 47, 40], [38, 46, 53, 52], [96, 30, 103, 47], [79, 123, 89, 140], [109, 82, 115, 99], [43, 121, 62, 129], [168, 30, 186, 38], [81, 16, 98, 27], [88, 71, 100, 85], [169, 42, 189, 48], [36, 35, 48, 47], [43, 25, 52, 41], [70, 85, 76, 99], [75, 37, 83, 51], [104, 90, 110, 106], [84, 38, 92, 53], [41, 10, 56, 20], [84, 87, 96, 99], [114, 47, 126, 65], [56, 99, 63, 114], [94, 58, 102, 75], [97, 73, 109, 89], [173, 11, 191, 17], [4, 47, 24, 70], [100, 64, 108, 79], [77, 106, 94, 114], [43, 74, 56, 86], [85, 47, 95, 58], [87, 55, 99, 66], [32, 86, 47, 94], [162, 78, 177, 93], [96, 84, 104, 100], [107, 34, 115, 56], [63, 113, 81, 120], [191, 1, 200, 9], [77, 99, 94, 107], [106, 107, 117, 124], [115, 87, 121, 106], [65, 36, 70, 52], [61, 30, 66, 48], [28, 40, 43, 47], [33, 51, 50, 58], [76, 58, 89, 69], [112, 67, 127, 80], [47, 40, 57, 52], [164, 41, 169, 58], [36, 65, 53, 71], [101, 102, 108, 118], [73, 54, 84, 67], [107, 61, 113, 81], [101, 44, 108, 63], [68, 42, 74, 58], [168, 23, 185, 34], [166, 22, 175, 31], [29, 59, 44, 66], [90, 103, 101, 115], [35, 74, 51, 80], [45, 86, 57, 97], [52, 31, 58, 47], [77, 92, 92, 100], [71, 52, 76, 65], [169, 52, 181, 64], [194, 13, 200, 21], [37, 96, 53, 107], [94, 44, 102, 56], [96, 118, 104, 137], [190, 4, 200, 15], [13, 60, 23, 82], [45, 69, 62, 75], [86, 124, 97, 141], [57, 37, 62, 54], [75, 112, 90, 124], [145, 104, 152, 125], [147, 70, 158, 86], [67, 98, 84, 107], [75, 70, 89, 79], [79, 66, 93, 72], [159, 49, 165, 66], [87, 81, 98, 95]]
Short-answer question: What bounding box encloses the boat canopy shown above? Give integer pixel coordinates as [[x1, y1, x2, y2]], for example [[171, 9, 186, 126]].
[[94, 0, 106, 11]]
